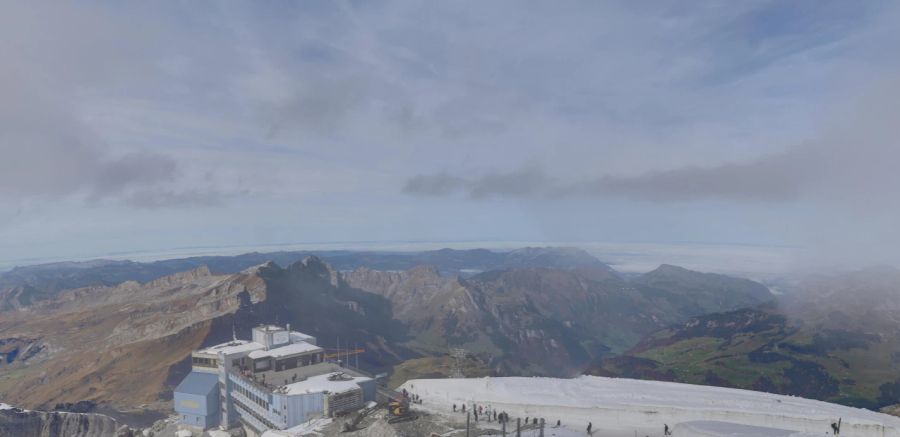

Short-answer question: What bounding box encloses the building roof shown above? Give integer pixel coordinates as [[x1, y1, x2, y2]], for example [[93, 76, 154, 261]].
[[175, 371, 219, 396], [282, 372, 372, 396], [247, 341, 323, 360], [197, 340, 265, 356], [289, 331, 315, 343]]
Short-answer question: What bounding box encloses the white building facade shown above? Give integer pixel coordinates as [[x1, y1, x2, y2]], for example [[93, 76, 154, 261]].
[[174, 324, 375, 434]]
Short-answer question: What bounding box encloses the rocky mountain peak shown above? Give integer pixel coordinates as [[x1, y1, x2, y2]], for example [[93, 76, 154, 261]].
[[504, 246, 609, 269], [405, 264, 441, 278], [288, 256, 340, 287], [145, 265, 211, 287]]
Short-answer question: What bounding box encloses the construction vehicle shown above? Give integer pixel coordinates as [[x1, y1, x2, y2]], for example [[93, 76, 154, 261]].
[[342, 402, 380, 432], [386, 395, 417, 424]]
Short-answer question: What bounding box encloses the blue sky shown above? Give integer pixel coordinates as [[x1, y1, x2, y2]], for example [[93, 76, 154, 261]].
[[1, 1, 899, 269]]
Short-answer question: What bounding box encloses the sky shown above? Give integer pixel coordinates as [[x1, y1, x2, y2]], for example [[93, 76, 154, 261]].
[[1, 1, 899, 271]]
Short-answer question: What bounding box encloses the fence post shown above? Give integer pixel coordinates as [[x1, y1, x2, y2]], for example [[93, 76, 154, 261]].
[[516, 417, 521, 437], [539, 418, 544, 437], [466, 411, 470, 437]]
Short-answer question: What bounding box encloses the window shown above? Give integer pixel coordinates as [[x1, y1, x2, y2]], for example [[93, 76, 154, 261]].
[[192, 356, 217, 368], [253, 359, 270, 371]]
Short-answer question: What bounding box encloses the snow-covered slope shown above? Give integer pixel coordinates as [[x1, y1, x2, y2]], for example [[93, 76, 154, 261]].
[[400, 376, 900, 437], [674, 421, 821, 437]]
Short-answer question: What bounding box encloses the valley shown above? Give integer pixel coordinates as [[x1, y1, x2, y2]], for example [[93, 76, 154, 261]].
[[591, 267, 900, 411]]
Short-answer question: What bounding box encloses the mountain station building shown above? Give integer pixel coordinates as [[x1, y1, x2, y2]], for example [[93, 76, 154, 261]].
[[173, 324, 375, 435]]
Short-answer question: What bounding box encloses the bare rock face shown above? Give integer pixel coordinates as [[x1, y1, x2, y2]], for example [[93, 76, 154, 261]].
[[0, 407, 132, 437], [0, 265, 270, 413], [343, 265, 469, 323]]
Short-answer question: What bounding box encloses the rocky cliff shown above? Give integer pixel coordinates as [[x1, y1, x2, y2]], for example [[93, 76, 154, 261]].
[[0, 258, 413, 421], [0, 265, 267, 414], [0, 406, 133, 437]]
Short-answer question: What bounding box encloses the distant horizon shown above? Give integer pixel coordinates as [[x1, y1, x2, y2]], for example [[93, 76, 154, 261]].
[[0, 239, 796, 280]]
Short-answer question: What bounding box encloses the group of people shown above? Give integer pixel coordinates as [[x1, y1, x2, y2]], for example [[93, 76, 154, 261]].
[[451, 402, 505, 423], [399, 388, 423, 404], [451, 402, 568, 430]]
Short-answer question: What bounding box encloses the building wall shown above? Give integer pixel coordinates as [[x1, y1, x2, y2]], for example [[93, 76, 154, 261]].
[[325, 388, 363, 417], [174, 377, 220, 430], [219, 353, 240, 428], [175, 392, 212, 416], [357, 378, 377, 403], [231, 399, 271, 434], [276, 390, 325, 427], [229, 373, 278, 425], [229, 371, 332, 429], [177, 411, 219, 430]]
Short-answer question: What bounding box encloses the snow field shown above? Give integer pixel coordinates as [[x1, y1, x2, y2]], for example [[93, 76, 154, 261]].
[[400, 376, 900, 437]]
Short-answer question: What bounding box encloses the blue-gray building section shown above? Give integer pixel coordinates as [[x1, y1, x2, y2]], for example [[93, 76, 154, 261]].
[[358, 378, 377, 403], [174, 371, 220, 429]]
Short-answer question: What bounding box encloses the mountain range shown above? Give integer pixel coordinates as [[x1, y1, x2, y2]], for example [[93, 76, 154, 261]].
[[589, 267, 900, 410], [0, 247, 777, 423]]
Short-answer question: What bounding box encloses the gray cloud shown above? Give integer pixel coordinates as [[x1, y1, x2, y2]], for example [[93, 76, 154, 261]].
[[403, 152, 806, 202], [91, 154, 178, 197], [405, 77, 900, 208], [123, 189, 224, 209], [0, 66, 180, 204], [403, 173, 469, 196], [404, 167, 554, 199], [571, 149, 808, 202], [3, 1, 900, 268], [0, 2, 214, 208]]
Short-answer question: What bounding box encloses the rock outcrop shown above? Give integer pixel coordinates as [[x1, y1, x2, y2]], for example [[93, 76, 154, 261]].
[[0, 407, 133, 437], [0, 265, 268, 413]]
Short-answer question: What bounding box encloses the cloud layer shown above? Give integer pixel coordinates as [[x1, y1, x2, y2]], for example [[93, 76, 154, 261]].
[[406, 78, 900, 208], [2, 1, 900, 268]]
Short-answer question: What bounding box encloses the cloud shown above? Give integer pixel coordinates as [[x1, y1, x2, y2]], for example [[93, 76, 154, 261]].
[[0, 65, 180, 204], [403, 173, 469, 197], [3, 0, 900, 267], [405, 77, 900, 208], [0, 2, 214, 208], [122, 189, 224, 209], [571, 150, 807, 202], [404, 167, 554, 198]]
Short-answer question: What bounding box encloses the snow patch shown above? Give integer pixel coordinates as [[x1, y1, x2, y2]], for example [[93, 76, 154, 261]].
[[674, 421, 820, 436], [401, 376, 900, 437]]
